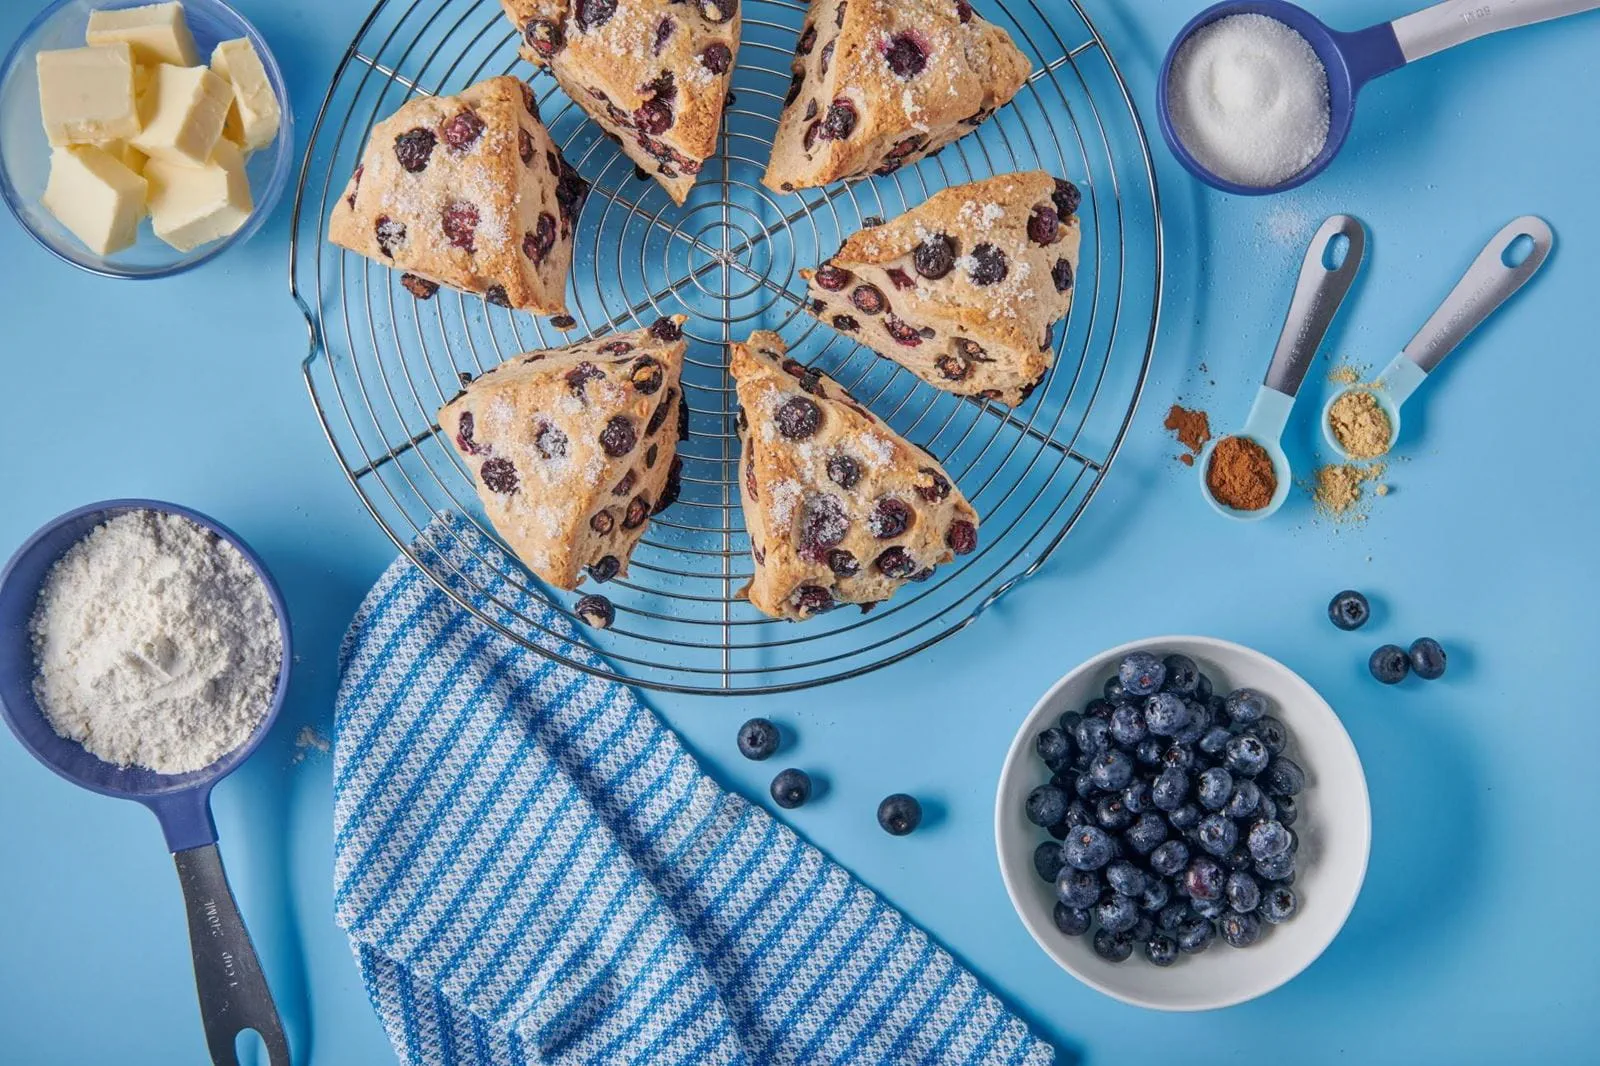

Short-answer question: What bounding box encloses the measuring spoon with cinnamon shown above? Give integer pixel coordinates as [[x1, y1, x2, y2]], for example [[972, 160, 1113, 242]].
[[1200, 214, 1366, 520]]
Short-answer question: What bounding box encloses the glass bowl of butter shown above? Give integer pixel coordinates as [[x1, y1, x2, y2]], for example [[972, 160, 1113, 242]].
[[0, 0, 291, 279]]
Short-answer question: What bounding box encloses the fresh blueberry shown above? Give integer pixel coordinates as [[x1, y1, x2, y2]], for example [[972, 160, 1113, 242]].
[[1168, 802, 1203, 830], [1198, 725, 1233, 756], [1225, 734, 1270, 777], [737, 717, 780, 760], [1052, 902, 1092, 937], [1073, 771, 1097, 800], [1063, 825, 1115, 870], [1035, 726, 1072, 767], [1074, 716, 1111, 757], [1106, 860, 1147, 897], [1160, 743, 1195, 772], [1064, 799, 1094, 828], [1175, 701, 1211, 745], [1095, 794, 1134, 832], [1253, 716, 1289, 756], [1082, 698, 1114, 720], [1103, 676, 1129, 704], [1144, 692, 1191, 736], [1147, 837, 1185, 875], [1090, 749, 1134, 792], [1152, 768, 1189, 811], [1160, 654, 1200, 696], [1095, 894, 1139, 934], [1409, 638, 1447, 680], [1118, 652, 1167, 697], [1197, 814, 1238, 857], [1125, 812, 1168, 854], [1143, 934, 1179, 967], [1055, 867, 1101, 909], [1258, 885, 1299, 924], [1224, 688, 1267, 725], [1223, 848, 1256, 874], [1033, 841, 1066, 882], [1194, 673, 1214, 703], [1225, 871, 1261, 913], [1139, 878, 1171, 913], [1254, 850, 1295, 882], [1370, 644, 1411, 684], [770, 768, 812, 809], [1092, 927, 1133, 962], [1135, 738, 1166, 767], [1198, 767, 1233, 811], [877, 794, 922, 835], [1176, 917, 1214, 954], [1223, 779, 1263, 820], [1247, 820, 1291, 861], [1220, 911, 1262, 948], [1183, 857, 1225, 900], [1025, 785, 1068, 827], [1189, 895, 1226, 920], [1328, 589, 1371, 631], [1274, 794, 1299, 828], [1109, 703, 1148, 747], [1260, 756, 1305, 797], [1122, 781, 1152, 815], [1157, 900, 1188, 932]]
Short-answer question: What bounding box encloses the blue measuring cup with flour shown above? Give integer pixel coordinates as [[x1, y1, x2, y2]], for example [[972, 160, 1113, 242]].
[[0, 500, 291, 1066], [1159, 0, 1600, 194]]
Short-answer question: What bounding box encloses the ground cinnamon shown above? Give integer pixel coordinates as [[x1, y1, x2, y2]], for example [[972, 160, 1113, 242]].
[[1206, 435, 1277, 510], [1164, 404, 1211, 466]]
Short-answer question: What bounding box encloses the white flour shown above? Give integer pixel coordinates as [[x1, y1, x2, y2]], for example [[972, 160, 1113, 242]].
[[30, 510, 282, 774]]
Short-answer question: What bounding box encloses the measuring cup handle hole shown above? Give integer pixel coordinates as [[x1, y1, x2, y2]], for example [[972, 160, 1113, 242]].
[[1502, 233, 1536, 268]]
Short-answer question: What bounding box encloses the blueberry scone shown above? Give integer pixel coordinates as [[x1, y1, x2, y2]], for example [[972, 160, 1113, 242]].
[[761, 0, 1031, 192], [800, 171, 1080, 406], [732, 332, 979, 620], [439, 316, 689, 589], [329, 76, 588, 315], [501, 0, 740, 204]]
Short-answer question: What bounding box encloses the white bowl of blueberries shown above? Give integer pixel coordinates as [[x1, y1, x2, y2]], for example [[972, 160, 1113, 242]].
[[995, 636, 1370, 1010]]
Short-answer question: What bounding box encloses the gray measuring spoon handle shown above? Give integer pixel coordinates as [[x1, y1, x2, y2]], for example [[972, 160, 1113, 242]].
[[1403, 215, 1553, 373], [1392, 0, 1600, 63], [174, 845, 291, 1066], [1265, 214, 1367, 398]]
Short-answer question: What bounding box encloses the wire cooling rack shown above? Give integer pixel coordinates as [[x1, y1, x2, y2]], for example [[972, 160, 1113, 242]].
[[291, 0, 1162, 694]]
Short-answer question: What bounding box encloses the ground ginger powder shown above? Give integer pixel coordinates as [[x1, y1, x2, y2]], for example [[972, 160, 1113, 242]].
[[1327, 390, 1392, 459]]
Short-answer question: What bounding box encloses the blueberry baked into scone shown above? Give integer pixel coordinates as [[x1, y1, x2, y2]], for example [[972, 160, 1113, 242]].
[[731, 332, 980, 620], [438, 316, 689, 590], [501, 0, 740, 204], [329, 76, 588, 315], [800, 170, 1080, 406], [761, 0, 1031, 192]]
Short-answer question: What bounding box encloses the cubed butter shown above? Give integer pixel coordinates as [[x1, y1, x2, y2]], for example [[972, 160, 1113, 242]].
[[36, 44, 140, 146], [41, 145, 149, 256], [131, 63, 233, 165], [145, 138, 253, 252], [211, 38, 281, 152], [106, 140, 149, 175], [86, 2, 198, 67]]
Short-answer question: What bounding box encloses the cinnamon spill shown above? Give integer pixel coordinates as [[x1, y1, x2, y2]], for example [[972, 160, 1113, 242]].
[[1164, 404, 1211, 465]]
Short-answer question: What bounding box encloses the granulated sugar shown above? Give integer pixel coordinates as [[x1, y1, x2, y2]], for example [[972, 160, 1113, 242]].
[[30, 510, 282, 774], [1167, 14, 1330, 187]]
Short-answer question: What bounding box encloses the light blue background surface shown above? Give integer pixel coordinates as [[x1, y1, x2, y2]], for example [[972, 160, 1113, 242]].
[[2, 0, 1597, 1063]]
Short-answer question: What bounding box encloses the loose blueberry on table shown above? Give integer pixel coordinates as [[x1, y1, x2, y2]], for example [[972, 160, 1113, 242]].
[[1028, 651, 1306, 964], [771, 768, 812, 809], [1328, 589, 1371, 631], [877, 793, 923, 836], [737, 717, 780, 760]]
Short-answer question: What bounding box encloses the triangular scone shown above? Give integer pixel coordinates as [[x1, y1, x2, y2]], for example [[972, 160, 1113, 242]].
[[732, 333, 980, 620], [761, 0, 1031, 192], [800, 171, 1080, 406], [329, 76, 588, 315], [439, 316, 689, 590], [501, 0, 740, 204]]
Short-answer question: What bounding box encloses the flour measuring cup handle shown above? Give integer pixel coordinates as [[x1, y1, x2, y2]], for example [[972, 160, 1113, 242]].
[[1390, 0, 1600, 63]]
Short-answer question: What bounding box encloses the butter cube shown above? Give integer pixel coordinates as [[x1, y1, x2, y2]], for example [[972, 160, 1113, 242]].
[[131, 63, 233, 165], [41, 145, 149, 256], [211, 38, 281, 152], [145, 138, 253, 252], [36, 44, 140, 146], [86, 2, 198, 67], [106, 140, 150, 175]]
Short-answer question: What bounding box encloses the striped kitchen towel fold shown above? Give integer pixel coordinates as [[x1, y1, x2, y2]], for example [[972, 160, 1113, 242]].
[[333, 515, 1053, 1066]]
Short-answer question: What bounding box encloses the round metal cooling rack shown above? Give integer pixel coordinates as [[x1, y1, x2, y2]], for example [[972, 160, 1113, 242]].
[[291, 0, 1163, 694]]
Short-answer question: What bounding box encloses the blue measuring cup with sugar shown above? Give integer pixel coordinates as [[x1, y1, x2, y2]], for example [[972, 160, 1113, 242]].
[[0, 500, 292, 1066], [1159, 0, 1600, 194]]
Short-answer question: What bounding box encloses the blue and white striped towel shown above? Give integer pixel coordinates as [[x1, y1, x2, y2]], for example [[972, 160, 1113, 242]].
[[333, 516, 1053, 1066]]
